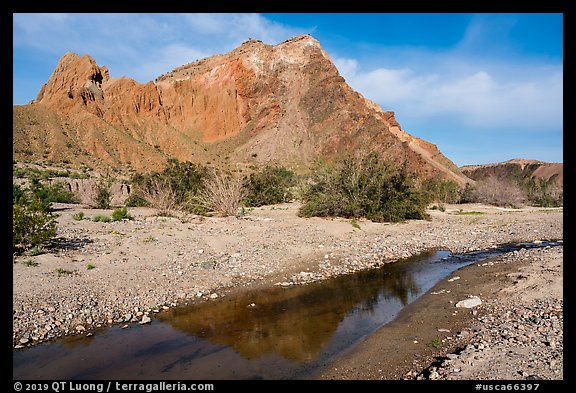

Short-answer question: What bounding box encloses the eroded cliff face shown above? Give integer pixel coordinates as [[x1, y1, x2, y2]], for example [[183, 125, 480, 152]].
[[14, 34, 471, 185]]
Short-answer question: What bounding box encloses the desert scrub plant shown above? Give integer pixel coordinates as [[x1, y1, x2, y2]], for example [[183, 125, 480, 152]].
[[136, 177, 181, 215], [421, 178, 461, 204], [53, 267, 74, 276], [243, 165, 295, 207], [13, 197, 58, 253], [428, 336, 442, 349], [299, 153, 430, 223], [72, 211, 85, 221], [86, 263, 96, 270], [92, 214, 111, 223], [24, 244, 45, 256], [25, 177, 80, 207], [111, 207, 132, 221], [473, 175, 526, 208], [198, 169, 245, 217], [91, 176, 113, 209], [124, 193, 149, 207], [21, 259, 39, 267], [130, 159, 207, 213]]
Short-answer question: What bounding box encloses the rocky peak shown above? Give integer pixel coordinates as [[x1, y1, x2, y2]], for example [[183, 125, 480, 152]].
[[15, 35, 472, 185], [34, 52, 108, 115]]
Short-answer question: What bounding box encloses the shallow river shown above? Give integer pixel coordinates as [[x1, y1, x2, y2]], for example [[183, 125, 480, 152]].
[[13, 241, 561, 380]]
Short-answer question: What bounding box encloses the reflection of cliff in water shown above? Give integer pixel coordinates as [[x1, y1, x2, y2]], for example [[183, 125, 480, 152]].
[[158, 251, 429, 363]]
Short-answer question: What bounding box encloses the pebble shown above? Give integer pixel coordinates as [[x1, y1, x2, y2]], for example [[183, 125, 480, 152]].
[[139, 315, 151, 324], [455, 296, 482, 308]]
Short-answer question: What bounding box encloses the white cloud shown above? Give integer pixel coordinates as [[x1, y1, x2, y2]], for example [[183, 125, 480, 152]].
[[335, 54, 563, 131], [13, 13, 306, 85]]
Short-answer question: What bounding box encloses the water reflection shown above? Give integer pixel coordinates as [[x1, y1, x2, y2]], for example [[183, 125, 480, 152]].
[[18, 245, 538, 380], [157, 250, 436, 363]]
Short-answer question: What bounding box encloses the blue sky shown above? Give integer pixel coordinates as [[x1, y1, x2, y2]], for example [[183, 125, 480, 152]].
[[12, 13, 563, 166]]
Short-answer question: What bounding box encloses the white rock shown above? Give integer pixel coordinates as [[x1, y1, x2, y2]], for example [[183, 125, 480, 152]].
[[139, 315, 151, 324], [456, 296, 482, 308], [448, 276, 460, 282], [209, 293, 219, 299]]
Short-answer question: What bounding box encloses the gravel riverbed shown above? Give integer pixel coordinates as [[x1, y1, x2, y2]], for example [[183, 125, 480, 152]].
[[13, 202, 562, 380]]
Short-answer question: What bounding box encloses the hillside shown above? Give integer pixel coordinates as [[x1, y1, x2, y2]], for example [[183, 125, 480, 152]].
[[460, 159, 563, 188], [13, 34, 470, 186]]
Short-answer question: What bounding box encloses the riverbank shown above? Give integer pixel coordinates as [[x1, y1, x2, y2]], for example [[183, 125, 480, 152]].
[[13, 202, 563, 377], [312, 242, 563, 380]]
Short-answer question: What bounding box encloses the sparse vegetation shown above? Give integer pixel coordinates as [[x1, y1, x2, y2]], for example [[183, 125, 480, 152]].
[[471, 175, 526, 208], [92, 180, 112, 209], [453, 210, 485, 215], [72, 211, 85, 221], [111, 207, 132, 221], [124, 193, 149, 207], [198, 169, 245, 217], [13, 197, 58, 253], [299, 153, 430, 223], [24, 244, 45, 256], [462, 175, 562, 208], [86, 264, 96, 270], [23, 178, 80, 207], [92, 214, 112, 223], [21, 259, 39, 267], [13, 166, 89, 180], [429, 336, 442, 349], [53, 268, 74, 276], [130, 159, 207, 214]]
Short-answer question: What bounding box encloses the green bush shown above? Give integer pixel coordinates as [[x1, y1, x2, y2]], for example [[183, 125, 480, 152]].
[[13, 184, 25, 203], [92, 180, 112, 209], [523, 177, 562, 207], [92, 214, 111, 223], [131, 159, 207, 213], [13, 197, 58, 253], [243, 165, 295, 207], [124, 193, 149, 207], [25, 178, 79, 207], [111, 207, 132, 221], [299, 153, 430, 223], [72, 211, 85, 221], [421, 178, 461, 204]]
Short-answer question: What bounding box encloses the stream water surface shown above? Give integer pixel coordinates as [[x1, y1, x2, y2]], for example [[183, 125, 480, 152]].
[[13, 241, 561, 380]]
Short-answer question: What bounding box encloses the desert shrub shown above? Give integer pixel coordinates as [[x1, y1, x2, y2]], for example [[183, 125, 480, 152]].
[[25, 178, 80, 206], [13, 184, 25, 203], [90, 177, 113, 209], [458, 182, 477, 204], [111, 207, 132, 221], [421, 178, 461, 204], [72, 211, 85, 221], [299, 153, 429, 223], [243, 165, 295, 207], [13, 197, 58, 253], [92, 214, 111, 223], [198, 169, 245, 217], [523, 177, 562, 207], [473, 175, 526, 208], [124, 193, 149, 207], [131, 159, 207, 213]]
